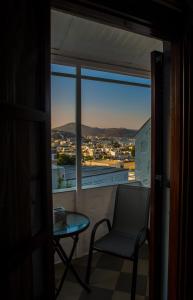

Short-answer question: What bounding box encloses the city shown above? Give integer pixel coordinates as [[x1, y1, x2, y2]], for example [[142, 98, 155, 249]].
[[51, 123, 137, 190]]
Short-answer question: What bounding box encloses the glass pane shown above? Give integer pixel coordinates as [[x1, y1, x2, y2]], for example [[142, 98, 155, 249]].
[[51, 63, 76, 75], [51, 75, 76, 191], [81, 68, 151, 85], [81, 78, 151, 188]]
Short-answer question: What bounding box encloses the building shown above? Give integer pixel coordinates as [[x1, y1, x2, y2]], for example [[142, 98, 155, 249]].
[[52, 165, 65, 189], [52, 165, 131, 191], [135, 118, 151, 186]]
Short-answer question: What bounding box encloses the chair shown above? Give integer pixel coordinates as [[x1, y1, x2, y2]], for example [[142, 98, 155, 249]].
[[85, 184, 150, 300]]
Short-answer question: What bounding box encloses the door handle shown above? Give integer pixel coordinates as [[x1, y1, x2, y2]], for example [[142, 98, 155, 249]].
[[155, 175, 170, 188], [155, 174, 162, 182], [155, 174, 162, 187]]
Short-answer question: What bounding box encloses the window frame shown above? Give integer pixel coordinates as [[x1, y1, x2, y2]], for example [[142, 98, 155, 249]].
[[51, 63, 151, 192]]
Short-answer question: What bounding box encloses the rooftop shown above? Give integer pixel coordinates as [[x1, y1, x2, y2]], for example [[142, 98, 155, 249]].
[[52, 165, 128, 181]]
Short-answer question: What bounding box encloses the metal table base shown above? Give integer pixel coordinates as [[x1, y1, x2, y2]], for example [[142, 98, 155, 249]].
[[53, 235, 90, 298]]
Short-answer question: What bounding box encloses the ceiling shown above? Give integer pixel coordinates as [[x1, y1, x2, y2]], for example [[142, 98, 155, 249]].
[[51, 9, 163, 78]]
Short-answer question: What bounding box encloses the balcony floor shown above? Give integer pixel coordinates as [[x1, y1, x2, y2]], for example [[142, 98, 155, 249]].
[[55, 244, 149, 300]]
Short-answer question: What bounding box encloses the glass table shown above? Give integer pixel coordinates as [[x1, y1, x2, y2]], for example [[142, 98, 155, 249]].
[[53, 210, 90, 298]]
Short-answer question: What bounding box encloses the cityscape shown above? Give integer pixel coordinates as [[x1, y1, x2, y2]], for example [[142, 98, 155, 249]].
[[51, 123, 137, 190], [51, 66, 151, 190], [51, 121, 151, 190]]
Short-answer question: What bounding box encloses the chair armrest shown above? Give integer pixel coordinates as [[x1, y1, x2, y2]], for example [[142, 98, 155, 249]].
[[91, 218, 112, 245], [134, 227, 147, 253]]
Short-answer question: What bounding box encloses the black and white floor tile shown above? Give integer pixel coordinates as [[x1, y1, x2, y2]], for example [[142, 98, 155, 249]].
[[55, 244, 149, 300]]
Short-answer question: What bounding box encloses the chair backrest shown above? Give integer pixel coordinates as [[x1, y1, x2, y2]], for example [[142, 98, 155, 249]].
[[112, 184, 150, 237]]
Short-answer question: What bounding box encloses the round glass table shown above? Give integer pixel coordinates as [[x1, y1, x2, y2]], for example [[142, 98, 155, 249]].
[[53, 211, 90, 298], [53, 211, 90, 238]]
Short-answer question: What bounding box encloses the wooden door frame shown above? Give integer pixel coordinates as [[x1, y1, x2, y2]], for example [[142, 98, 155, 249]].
[[51, 1, 191, 300], [168, 26, 193, 300], [0, 1, 54, 298]]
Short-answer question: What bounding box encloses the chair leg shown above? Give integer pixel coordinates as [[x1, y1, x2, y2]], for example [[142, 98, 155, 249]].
[[131, 255, 138, 300], [85, 246, 94, 284]]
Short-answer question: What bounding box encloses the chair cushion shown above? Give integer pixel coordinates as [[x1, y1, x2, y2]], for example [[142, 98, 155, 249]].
[[94, 230, 137, 259]]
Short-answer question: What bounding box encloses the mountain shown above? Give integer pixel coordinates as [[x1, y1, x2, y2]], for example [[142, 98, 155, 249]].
[[52, 123, 137, 138], [51, 130, 75, 140]]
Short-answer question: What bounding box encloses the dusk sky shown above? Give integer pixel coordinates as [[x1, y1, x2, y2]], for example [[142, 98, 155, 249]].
[[51, 65, 151, 130]]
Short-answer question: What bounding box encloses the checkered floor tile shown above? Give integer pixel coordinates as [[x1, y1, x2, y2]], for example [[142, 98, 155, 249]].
[[55, 244, 149, 300]]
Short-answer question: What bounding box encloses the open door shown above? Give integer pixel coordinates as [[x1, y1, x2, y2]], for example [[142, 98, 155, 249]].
[[0, 1, 54, 298], [149, 51, 164, 300]]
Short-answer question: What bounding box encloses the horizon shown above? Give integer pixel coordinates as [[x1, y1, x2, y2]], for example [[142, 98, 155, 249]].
[[51, 121, 149, 130]]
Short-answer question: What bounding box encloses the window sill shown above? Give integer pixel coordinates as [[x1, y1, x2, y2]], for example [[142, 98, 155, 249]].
[[52, 180, 141, 194]]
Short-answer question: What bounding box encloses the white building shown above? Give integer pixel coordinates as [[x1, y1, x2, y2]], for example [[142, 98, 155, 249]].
[[135, 118, 151, 187], [52, 165, 65, 189], [52, 165, 131, 191]]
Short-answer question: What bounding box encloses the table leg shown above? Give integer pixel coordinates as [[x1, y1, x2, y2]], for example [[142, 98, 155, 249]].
[[53, 236, 90, 298]]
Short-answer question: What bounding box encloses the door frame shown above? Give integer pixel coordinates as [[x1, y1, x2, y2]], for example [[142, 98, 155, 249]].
[[51, 1, 188, 300], [0, 1, 55, 298]]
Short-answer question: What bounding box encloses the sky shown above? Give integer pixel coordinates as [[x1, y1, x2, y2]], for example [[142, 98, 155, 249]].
[[51, 65, 151, 130]]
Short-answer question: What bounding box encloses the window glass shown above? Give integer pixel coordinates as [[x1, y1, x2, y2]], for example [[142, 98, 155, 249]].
[[81, 79, 151, 188], [51, 65, 151, 191], [51, 64, 76, 75], [51, 75, 76, 191], [81, 68, 151, 85]]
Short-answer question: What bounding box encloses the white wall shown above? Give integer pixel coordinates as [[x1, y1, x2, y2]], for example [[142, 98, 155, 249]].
[[135, 119, 151, 187], [76, 186, 117, 256], [53, 190, 76, 262], [53, 185, 117, 262]]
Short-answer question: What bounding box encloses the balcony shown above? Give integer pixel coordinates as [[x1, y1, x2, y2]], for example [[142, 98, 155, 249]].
[[55, 246, 149, 300], [53, 184, 149, 300], [51, 9, 155, 299]]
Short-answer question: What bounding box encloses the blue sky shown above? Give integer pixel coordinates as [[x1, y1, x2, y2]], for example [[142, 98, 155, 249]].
[[51, 65, 151, 130]]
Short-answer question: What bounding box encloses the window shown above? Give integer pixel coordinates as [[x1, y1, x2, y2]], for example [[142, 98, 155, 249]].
[[51, 64, 151, 192], [51, 73, 76, 191]]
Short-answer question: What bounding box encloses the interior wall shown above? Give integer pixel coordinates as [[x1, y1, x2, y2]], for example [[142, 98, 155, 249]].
[[53, 190, 76, 262], [53, 185, 116, 261], [53, 181, 143, 262], [76, 186, 117, 256]]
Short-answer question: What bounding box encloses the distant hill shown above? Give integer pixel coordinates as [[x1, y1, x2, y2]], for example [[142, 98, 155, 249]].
[[52, 123, 137, 138], [51, 130, 75, 139]]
